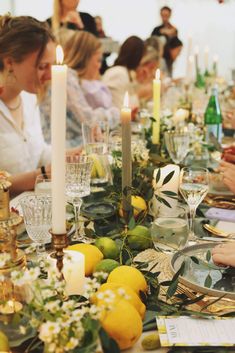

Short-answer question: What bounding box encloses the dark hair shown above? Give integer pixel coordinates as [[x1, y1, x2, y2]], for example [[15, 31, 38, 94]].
[[114, 36, 146, 70], [163, 37, 183, 76], [161, 6, 172, 13], [0, 15, 55, 71]]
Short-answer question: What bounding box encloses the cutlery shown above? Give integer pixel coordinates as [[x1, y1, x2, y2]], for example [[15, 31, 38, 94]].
[[203, 223, 235, 238]]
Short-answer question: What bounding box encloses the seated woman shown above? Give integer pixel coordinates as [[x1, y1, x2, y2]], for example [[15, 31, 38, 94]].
[[163, 36, 183, 78], [102, 36, 146, 110], [48, 0, 97, 36], [219, 159, 235, 194], [0, 15, 55, 195], [40, 30, 119, 147]]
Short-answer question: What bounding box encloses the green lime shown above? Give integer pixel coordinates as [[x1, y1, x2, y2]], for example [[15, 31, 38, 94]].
[[0, 330, 10, 352], [127, 225, 152, 250], [94, 259, 120, 273], [141, 332, 161, 350], [94, 237, 119, 259]]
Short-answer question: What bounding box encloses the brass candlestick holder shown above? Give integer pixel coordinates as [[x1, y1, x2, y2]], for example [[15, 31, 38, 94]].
[[51, 231, 68, 280]]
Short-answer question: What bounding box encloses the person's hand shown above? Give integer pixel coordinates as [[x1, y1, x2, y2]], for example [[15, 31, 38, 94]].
[[222, 145, 235, 163], [212, 243, 235, 267], [63, 11, 84, 29], [219, 160, 235, 193]]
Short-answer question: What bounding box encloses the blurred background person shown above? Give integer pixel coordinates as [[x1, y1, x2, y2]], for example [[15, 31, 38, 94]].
[[102, 35, 146, 113], [145, 35, 168, 76], [48, 0, 97, 36], [163, 36, 183, 78], [40, 29, 119, 147], [95, 15, 106, 38], [151, 6, 178, 42]]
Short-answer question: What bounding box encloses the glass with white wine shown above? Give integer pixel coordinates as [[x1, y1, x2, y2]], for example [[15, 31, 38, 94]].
[[179, 167, 209, 240]]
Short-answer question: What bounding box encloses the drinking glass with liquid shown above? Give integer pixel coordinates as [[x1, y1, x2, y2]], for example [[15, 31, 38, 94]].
[[151, 206, 189, 252]]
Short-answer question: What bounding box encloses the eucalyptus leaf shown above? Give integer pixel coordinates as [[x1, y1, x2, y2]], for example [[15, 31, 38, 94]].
[[99, 327, 120, 353], [204, 273, 212, 288], [157, 197, 172, 208], [190, 256, 200, 265], [162, 170, 175, 186], [161, 190, 178, 197], [155, 168, 161, 184], [128, 216, 136, 230], [206, 250, 211, 262]]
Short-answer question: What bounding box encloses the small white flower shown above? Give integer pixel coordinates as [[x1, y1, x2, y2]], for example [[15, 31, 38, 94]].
[[39, 321, 61, 342], [0, 253, 11, 267], [65, 337, 79, 351], [19, 325, 27, 334], [44, 300, 61, 313]]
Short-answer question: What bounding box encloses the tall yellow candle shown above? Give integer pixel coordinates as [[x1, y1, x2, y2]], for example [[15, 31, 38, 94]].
[[51, 45, 67, 234], [121, 92, 132, 212], [152, 69, 161, 144]]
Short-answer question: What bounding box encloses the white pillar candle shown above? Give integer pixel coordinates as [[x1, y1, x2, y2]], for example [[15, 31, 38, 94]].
[[152, 69, 161, 145], [48, 250, 85, 296], [121, 92, 132, 212], [153, 164, 180, 211], [51, 45, 67, 234]]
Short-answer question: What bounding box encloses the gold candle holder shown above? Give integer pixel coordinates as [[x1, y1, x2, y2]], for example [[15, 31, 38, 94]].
[[51, 231, 68, 280]]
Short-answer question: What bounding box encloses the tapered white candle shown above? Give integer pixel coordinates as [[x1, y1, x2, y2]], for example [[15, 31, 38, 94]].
[[194, 45, 199, 72], [152, 69, 161, 144], [204, 46, 209, 71], [121, 92, 132, 212], [213, 54, 218, 77], [51, 45, 67, 234], [186, 55, 194, 84]]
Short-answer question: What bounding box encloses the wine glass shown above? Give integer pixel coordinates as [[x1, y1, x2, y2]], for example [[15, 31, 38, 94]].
[[65, 155, 93, 242], [35, 174, 51, 195], [179, 167, 209, 240], [20, 194, 52, 260], [82, 121, 109, 150], [164, 131, 190, 164]]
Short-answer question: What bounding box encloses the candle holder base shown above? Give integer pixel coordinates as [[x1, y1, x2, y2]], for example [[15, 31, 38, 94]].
[[51, 231, 68, 279]]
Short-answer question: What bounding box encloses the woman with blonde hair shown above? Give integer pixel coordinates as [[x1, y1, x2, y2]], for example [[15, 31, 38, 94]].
[[40, 30, 119, 147], [48, 0, 97, 36]]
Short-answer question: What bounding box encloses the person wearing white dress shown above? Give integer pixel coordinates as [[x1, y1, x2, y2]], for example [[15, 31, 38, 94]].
[[0, 15, 57, 195]]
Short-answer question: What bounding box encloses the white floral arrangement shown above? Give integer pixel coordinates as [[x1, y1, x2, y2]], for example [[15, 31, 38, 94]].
[[111, 139, 149, 169]]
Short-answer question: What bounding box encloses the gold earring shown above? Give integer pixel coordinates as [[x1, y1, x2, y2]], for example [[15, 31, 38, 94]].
[[6, 69, 17, 86]]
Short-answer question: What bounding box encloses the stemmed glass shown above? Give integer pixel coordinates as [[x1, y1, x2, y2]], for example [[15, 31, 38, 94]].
[[20, 194, 52, 260], [164, 131, 190, 164], [65, 155, 93, 242], [179, 167, 209, 240]]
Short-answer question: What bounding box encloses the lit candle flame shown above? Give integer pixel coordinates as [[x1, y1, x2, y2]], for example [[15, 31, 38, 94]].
[[56, 45, 64, 65], [123, 91, 129, 108], [155, 69, 160, 80]]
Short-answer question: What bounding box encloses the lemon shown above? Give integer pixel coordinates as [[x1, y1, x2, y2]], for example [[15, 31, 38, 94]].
[[67, 243, 103, 276], [107, 265, 148, 295], [100, 300, 142, 350], [94, 259, 120, 274], [93, 282, 146, 319], [141, 332, 161, 350], [94, 237, 119, 259], [119, 196, 147, 218], [0, 331, 10, 352], [127, 225, 152, 250], [90, 154, 105, 178]]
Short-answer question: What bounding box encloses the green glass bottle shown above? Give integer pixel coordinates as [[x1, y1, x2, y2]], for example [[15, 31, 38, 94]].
[[204, 86, 223, 143]]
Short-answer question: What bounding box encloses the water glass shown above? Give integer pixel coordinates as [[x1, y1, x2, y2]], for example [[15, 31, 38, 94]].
[[84, 143, 111, 185], [20, 194, 52, 256], [179, 167, 209, 240], [35, 174, 51, 195], [151, 206, 189, 252], [164, 131, 190, 164], [66, 155, 93, 199], [82, 121, 109, 149], [66, 155, 93, 242]]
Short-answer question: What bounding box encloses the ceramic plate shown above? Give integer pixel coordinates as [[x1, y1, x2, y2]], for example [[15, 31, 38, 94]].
[[171, 243, 235, 300]]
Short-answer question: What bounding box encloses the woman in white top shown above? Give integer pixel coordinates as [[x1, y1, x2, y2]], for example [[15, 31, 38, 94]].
[[0, 15, 56, 195], [102, 36, 146, 110], [40, 30, 119, 147]]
